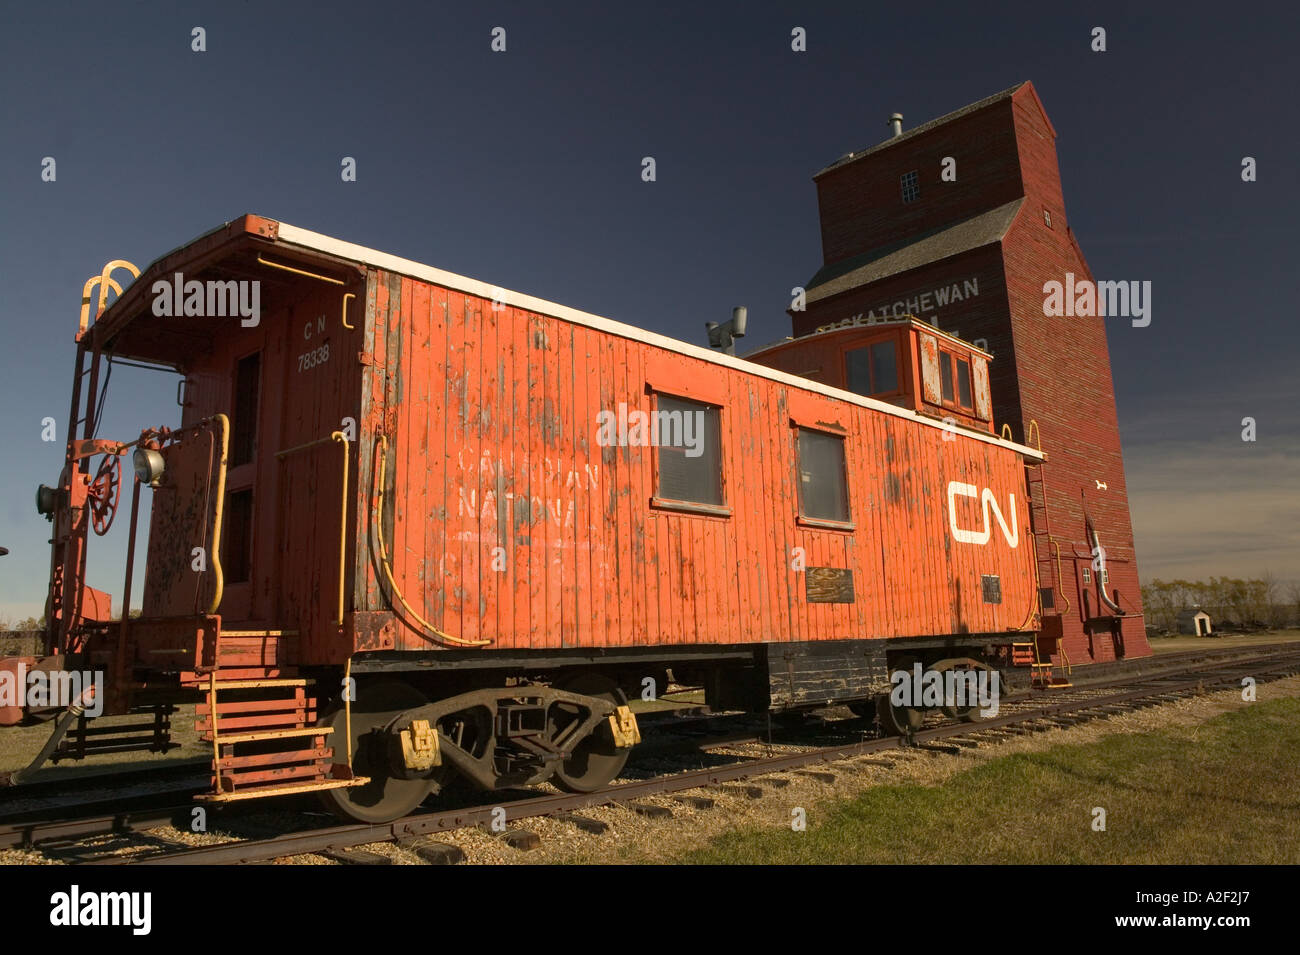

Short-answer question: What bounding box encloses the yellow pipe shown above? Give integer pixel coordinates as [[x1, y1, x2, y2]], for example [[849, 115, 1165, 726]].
[[332, 432, 348, 625], [342, 292, 356, 330], [1051, 537, 1071, 616], [206, 414, 229, 615], [344, 656, 354, 768], [374, 434, 491, 647], [257, 254, 345, 285], [208, 672, 220, 768]]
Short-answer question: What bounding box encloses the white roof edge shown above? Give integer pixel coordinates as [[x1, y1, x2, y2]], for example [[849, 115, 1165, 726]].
[[274, 221, 1043, 461]]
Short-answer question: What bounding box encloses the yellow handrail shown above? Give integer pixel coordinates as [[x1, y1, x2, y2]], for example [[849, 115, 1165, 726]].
[[374, 433, 491, 647], [78, 259, 140, 337], [1026, 418, 1042, 453], [208, 672, 220, 768], [276, 432, 350, 625], [1050, 537, 1071, 616], [344, 656, 354, 767], [206, 414, 229, 615], [341, 292, 356, 330], [256, 254, 345, 285]]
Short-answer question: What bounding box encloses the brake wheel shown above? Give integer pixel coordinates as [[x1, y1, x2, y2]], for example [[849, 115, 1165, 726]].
[[86, 453, 122, 535]]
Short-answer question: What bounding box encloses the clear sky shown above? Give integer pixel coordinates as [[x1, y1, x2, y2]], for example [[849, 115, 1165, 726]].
[[1, 1, 1296, 620]]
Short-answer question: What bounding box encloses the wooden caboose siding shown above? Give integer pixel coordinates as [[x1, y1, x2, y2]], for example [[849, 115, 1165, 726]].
[[354, 270, 1036, 652], [145, 278, 365, 658], [276, 222, 1041, 462]]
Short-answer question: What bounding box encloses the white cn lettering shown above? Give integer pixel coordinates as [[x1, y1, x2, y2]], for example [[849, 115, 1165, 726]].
[[947, 481, 1018, 548]]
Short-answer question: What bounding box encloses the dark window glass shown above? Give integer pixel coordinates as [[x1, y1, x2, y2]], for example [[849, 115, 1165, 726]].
[[224, 489, 254, 583], [656, 395, 722, 506], [846, 348, 871, 395], [956, 358, 972, 408], [981, 574, 1002, 604], [939, 353, 954, 403], [797, 429, 849, 523], [231, 353, 261, 466], [900, 170, 920, 203], [870, 341, 898, 394], [845, 340, 898, 396]]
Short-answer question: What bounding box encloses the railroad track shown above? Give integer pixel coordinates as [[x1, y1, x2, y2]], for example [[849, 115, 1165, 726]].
[[0, 639, 1285, 831], [29, 643, 1287, 865]]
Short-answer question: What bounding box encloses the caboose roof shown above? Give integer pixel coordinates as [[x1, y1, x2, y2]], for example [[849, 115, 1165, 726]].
[[88, 214, 1043, 460]]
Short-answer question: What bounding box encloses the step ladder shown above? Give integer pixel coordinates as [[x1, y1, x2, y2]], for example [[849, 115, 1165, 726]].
[[1022, 421, 1071, 688], [1030, 632, 1072, 688], [196, 673, 368, 802]]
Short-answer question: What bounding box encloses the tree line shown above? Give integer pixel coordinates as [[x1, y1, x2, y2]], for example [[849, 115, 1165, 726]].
[[1141, 574, 1299, 632]]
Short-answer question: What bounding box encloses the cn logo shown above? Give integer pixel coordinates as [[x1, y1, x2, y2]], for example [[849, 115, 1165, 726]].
[[947, 482, 1018, 547]]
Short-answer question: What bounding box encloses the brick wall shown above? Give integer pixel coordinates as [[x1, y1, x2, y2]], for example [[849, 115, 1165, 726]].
[[796, 82, 1150, 662], [815, 101, 1024, 266]]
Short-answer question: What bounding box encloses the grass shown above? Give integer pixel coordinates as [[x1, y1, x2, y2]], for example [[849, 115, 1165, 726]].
[[681, 696, 1300, 864]]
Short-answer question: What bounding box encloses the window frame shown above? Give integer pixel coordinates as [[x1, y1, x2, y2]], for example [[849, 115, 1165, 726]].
[[792, 424, 854, 531], [900, 170, 920, 203], [843, 336, 904, 400], [936, 348, 975, 413], [648, 390, 731, 518]]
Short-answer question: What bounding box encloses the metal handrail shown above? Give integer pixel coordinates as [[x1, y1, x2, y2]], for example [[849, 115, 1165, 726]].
[[373, 433, 491, 647], [206, 415, 230, 615], [256, 254, 345, 285], [276, 431, 350, 625]]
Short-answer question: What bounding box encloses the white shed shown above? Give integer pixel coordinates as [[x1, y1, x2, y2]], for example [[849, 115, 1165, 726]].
[[1176, 609, 1213, 636]]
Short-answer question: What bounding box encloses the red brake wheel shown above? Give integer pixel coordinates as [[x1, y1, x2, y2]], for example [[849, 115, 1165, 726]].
[[87, 453, 122, 535]]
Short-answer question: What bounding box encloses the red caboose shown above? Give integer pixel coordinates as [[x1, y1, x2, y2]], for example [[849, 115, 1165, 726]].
[[15, 216, 1055, 821]]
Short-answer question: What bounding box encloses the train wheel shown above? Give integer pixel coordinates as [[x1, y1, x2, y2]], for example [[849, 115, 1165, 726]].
[[876, 693, 924, 736], [551, 673, 631, 793], [318, 680, 436, 823], [938, 664, 992, 723]]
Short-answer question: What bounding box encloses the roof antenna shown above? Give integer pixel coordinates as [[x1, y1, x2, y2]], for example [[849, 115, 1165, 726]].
[[706, 306, 747, 356]]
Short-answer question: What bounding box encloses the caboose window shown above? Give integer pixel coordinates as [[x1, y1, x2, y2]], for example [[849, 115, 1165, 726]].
[[796, 429, 849, 523], [956, 358, 973, 408], [231, 352, 261, 466], [938, 351, 974, 411], [655, 395, 722, 507], [224, 489, 254, 584], [845, 340, 898, 396]]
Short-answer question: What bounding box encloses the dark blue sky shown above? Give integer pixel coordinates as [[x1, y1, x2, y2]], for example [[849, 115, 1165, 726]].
[[2, 1, 1297, 618]]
